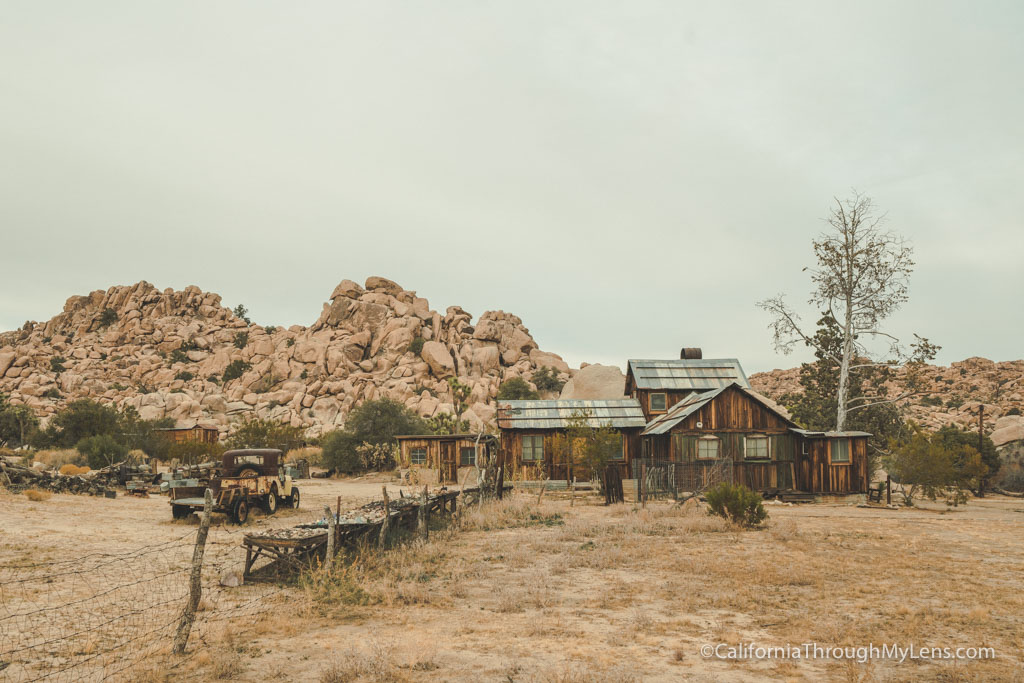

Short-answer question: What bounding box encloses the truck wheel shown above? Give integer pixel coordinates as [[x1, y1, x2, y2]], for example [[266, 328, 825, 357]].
[[172, 505, 190, 520], [289, 487, 300, 509], [232, 499, 249, 525], [264, 488, 278, 515]]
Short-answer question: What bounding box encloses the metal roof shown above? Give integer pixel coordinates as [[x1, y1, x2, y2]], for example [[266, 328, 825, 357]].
[[789, 429, 873, 438], [641, 383, 799, 435], [627, 358, 749, 391], [497, 399, 646, 430]]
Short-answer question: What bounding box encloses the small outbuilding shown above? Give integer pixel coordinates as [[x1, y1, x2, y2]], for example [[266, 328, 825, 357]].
[[395, 433, 496, 484], [155, 422, 220, 444]]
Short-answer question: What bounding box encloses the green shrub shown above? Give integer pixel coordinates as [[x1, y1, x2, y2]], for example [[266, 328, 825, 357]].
[[705, 482, 767, 527], [496, 377, 539, 400], [532, 366, 565, 393], [919, 395, 943, 407], [409, 337, 425, 355], [1008, 407, 1022, 416], [42, 388, 62, 399], [175, 371, 194, 382], [168, 349, 189, 365], [222, 360, 251, 382], [320, 398, 428, 473], [233, 304, 251, 324], [76, 434, 128, 469], [264, 325, 277, 334], [233, 332, 249, 349], [49, 357, 67, 374], [285, 338, 295, 347], [207, 374, 220, 384], [226, 417, 304, 451], [98, 308, 118, 327]]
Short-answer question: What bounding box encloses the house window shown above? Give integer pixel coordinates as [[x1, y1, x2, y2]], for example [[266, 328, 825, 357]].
[[460, 446, 476, 467], [697, 437, 719, 460], [410, 447, 426, 465], [649, 393, 667, 412], [608, 434, 625, 461], [745, 435, 769, 460], [522, 435, 544, 461], [831, 439, 850, 464]]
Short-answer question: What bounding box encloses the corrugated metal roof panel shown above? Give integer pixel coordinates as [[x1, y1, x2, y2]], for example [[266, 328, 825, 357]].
[[789, 429, 873, 438], [627, 358, 750, 390], [497, 399, 646, 429]]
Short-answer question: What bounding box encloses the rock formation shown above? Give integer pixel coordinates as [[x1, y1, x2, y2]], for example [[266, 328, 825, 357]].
[[0, 278, 571, 439]]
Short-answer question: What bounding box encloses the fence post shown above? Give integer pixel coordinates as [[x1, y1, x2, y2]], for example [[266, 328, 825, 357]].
[[886, 475, 891, 506], [418, 485, 428, 540], [324, 505, 336, 571], [378, 486, 390, 550], [640, 462, 646, 508], [173, 488, 211, 655]]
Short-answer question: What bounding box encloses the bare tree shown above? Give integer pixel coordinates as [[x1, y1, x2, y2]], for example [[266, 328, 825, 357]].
[[758, 192, 938, 431]]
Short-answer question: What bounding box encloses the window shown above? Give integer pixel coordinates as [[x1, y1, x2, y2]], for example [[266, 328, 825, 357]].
[[745, 435, 769, 460], [609, 434, 625, 461], [831, 439, 850, 464], [410, 447, 426, 465], [697, 437, 719, 459], [522, 435, 544, 461], [649, 393, 667, 412], [460, 446, 476, 467]]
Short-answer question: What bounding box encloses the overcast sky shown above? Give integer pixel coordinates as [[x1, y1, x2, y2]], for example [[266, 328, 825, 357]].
[[2, 1, 1022, 373]]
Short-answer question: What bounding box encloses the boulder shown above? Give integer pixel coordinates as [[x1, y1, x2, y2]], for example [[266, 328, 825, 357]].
[[330, 279, 364, 300], [420, 341, 455, 379], [559, 364, 625, 399], [364, 276, 403, 296], [529, 349, 569, 374], [992, 416, 1024, 448]]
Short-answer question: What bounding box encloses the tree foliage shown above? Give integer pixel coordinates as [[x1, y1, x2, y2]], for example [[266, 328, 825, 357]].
[[427, 412, 471, 435], [886, 424, 989, 506], [532, 366, 565, 393], [0, 394, 39, 447], [758, 192, 938, 430], [496, 377, 539, 400], [76, 434, 128, 470], [226, 417, 304, 451], [320, 398, 428, 473], [549, 410, 622, 486]]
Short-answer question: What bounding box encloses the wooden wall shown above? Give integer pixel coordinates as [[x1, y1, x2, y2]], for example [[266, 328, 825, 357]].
[[634, 389, 695, 422], [499, 428, 641, 481], [398, 437, 482, 483], [794, 437, 869, 493]]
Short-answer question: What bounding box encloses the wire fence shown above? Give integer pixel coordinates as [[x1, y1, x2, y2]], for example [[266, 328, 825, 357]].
[[631, 458, 734, 500], [0, 524, 285, 682]]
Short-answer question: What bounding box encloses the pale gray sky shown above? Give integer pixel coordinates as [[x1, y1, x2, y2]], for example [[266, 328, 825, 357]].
[[2, 1, 1022, 373]]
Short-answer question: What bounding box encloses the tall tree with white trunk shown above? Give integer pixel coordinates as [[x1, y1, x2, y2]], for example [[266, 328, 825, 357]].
[[758, 192, 938, 432]]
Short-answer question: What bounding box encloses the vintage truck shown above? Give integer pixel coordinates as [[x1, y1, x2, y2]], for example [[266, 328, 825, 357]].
[[169, 449, 300, 524]]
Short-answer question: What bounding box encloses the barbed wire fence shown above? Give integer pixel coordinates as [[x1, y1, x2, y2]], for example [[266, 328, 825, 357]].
[[0, 496, 287, 682]]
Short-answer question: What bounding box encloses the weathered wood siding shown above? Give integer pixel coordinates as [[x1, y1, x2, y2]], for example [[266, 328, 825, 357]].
[[794, 436, 869, 493], [668, 432, 796, 490], [399, 437, 483, 483], [635, 389, 697, 422], [499, 428, 641, 481]]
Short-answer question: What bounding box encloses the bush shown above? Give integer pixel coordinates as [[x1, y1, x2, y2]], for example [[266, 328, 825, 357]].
[[233, 304, 251, 324], [496, 377, 539, 400], [35, 449, 86, 468], [175, 371, 194, 382], [24, 489, 51, 502], [264, 325, 277, 334], [226, 417, 304, 451], [920, 396, 943, 407], [233, 332, 249, 349], [532, 366, 565, 393], [222, 360, 251, 382], [59, 464, 90, 476], [409, 337, 425, 355], [995, 464, 1024, 492], [98, 308, 118, 327], [42, 388, 62, 399], [167, 440, 225, 466], [76, 434, 128, 469], [1008, 407, 1022, 416], [705, 482, 767, 527], [320, 398, 428, 473], [43, 399, 120, 448], [49, 357, 67, 374], [169, 349, 189, 365]]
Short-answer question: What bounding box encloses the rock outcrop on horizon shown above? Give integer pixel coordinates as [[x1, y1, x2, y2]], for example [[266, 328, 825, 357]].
[[0, 278, 573, 438]]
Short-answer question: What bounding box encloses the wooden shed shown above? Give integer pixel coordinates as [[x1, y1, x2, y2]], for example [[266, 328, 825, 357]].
[[395, 434, 495, 484], [155, 422, 220, 444], [496, 399, 646, 481], [789, 429, 872, 494], [625, 356, 750, 422]]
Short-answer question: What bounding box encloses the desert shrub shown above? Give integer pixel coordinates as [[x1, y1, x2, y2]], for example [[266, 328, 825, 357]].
[[426, 412, 470, 435], [58, 463, 90, 476], [705, 482, 767, 527], [207, 374, 220, 384], [76, 434, 128, 469], [285, 338, 295, 347], [409, 336, 425, 355], [496, 377, 539, 400], [0, 394, 39, 446], [919, 395, 943, 407], [42, 399, 120, 448], [321, 398, 428, 473], [49, 357, 67, 374], [1007, 407, 1022, 416], [168, 349, 189, 365], [995, 464, 1024, 492], [35, 449, 86, 468], [233, 332, 249, 349], [532, 366, 565, 393], [24, 489, 51, 502], [98, 308, 118, 327], [355, 442, 398, 470], [226, 417, 304, 451], [175, 371, 194, 382], [167, 440, 225, 466], [233, 304, 251, 324], [286, 446, 322, 466], [41, 388, 62, 399], [264, 325, 277, 334], [222, 360, 251, 382]]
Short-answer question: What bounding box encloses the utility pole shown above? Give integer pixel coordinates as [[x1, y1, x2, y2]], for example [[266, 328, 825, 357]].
[[977, 405, 986, 498]]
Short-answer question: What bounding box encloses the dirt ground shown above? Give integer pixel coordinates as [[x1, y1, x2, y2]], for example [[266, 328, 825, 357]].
[[2, 479, 1023, 682]]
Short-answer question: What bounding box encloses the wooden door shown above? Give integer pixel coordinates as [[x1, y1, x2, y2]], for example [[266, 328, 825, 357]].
[[439, 441, 457, 483]]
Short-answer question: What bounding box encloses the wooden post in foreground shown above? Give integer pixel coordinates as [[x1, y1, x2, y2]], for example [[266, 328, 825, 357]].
[[418, 485, 428, 540], [570, 477, 576, 507], [173, 488, 212, 655], [324, 505, 336, 570], [640, 463, 646, 508], [886, 475, 892, 506], [378, 486, 390, 550]]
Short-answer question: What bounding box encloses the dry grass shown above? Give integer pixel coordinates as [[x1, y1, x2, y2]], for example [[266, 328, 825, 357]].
[[287, 446, 322, 465], [58, 464, 90, 476], [33, 449, 84, 469], [23, 489, 51, 502]]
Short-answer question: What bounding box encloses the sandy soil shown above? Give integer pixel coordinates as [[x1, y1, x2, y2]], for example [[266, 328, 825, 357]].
[[2, 481, 1023, 682]]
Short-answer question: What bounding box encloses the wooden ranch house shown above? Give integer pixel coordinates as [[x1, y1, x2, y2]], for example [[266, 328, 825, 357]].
[[625, 353, 750, 421], [395, 433, 496, 484], [640, 382, 870, 494], [495, 399, 647, 481]]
